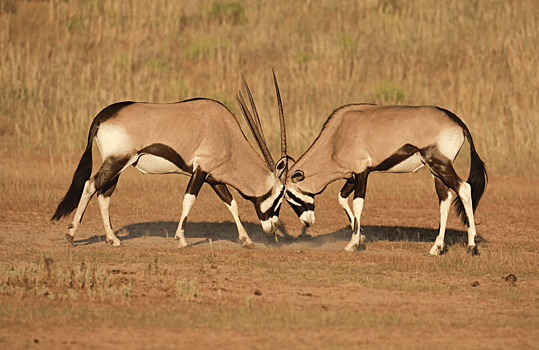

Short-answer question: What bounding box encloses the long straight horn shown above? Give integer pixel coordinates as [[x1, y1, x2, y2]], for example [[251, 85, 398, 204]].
[[241, 74, 265, 143], [272, 69, 287, 159], [236, 79, 276, 171]]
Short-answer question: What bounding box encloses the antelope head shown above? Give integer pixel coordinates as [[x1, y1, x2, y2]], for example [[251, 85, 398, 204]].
[[236, 71, 291, 234]]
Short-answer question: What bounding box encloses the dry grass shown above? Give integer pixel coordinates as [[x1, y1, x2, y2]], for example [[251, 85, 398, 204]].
[[1, 152, 538, 348], [1, 246, 538, 330], [1, 3, 539, 346], [1, 0, 538, 176]]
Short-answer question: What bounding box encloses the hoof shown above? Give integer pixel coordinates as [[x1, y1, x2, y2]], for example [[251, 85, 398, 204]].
[[242, 241, 255, 249], [427, 245, 445, 256], [344, 244, 356, 252], [178, 241, 189, 249], [344, 235, 366, 252], [65, 234, 74, 247], [344, 244, 360, 252], [466, 245, 480, 256]]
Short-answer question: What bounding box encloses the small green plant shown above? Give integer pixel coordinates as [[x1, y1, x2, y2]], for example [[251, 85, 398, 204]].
[[118, 284, 133, 300], [337, 34, 354, 51], [295, 52, 312, 65], [372, 81, 406, 104], [60, 16, 85, 31], [207, 1, 246, 25], [0, 0, 18, 14], [145, 58, 169, 72], [245, 295, 256, 309], [67, 288, 79, 301], [185, 35, 226, 60], [377, 0, 403, 14], [175, 278, 203, 301]]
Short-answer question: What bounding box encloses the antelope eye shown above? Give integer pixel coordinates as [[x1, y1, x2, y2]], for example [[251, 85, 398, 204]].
[[291, 170, 304, 183]]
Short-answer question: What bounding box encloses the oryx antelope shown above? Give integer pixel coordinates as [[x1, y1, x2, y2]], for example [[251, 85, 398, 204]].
[[51, 77, 288, 248], [285, 104, 488, 255]]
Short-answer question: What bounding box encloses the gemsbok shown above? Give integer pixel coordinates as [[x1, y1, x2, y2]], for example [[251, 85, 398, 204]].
[[285, 104, 488, 255], [51, 76, 288, 248]]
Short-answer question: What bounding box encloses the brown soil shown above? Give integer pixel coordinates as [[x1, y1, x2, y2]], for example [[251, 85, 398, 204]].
[[1, 156, 538, 349]]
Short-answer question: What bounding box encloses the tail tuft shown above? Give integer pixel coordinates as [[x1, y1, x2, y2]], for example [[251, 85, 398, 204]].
[[453, 129, 488, 226], [51, 146, 93, 221]]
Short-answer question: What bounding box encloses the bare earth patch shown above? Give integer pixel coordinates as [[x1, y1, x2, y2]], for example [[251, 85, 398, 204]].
[[1, 156, 539, 349]]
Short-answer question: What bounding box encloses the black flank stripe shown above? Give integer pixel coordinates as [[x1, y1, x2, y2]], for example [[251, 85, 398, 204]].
[[373, 144, 420, 172], [137, 143, 193, 174]]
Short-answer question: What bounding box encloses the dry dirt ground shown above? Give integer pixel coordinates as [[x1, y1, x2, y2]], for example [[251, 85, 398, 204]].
[[1, 155, 538, 349]]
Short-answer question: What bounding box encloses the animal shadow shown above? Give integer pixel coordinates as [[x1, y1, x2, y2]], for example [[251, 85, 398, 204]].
[[74, 220, 482, 251]]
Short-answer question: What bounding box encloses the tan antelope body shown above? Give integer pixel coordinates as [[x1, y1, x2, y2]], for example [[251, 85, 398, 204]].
[[285, 104, 488, 255], [52, 90, 287, 248]]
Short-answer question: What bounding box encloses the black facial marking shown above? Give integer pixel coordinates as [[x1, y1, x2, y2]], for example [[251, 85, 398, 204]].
[[251, 186, 285, 221], [137, 143, 194, 174], [372, 144, 420, 172], [288, 200, 306, 217], [286, 191, 314, 212]]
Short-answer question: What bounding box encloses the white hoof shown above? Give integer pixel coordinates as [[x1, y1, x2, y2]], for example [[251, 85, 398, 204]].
[[428, 244, 443, 256], [107, 237, 122, 247], [344, 235, 365, 252]]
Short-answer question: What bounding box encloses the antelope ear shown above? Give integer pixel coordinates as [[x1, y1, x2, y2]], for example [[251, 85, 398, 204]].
[[274, 156, 288, 179], [291, 170, 305, 183]]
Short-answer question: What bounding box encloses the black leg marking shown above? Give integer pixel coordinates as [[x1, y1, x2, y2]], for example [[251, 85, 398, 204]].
[[207, 180, 233, 206], [421, 146, 462, 193], [353, 171, 369, 200], [466, 245, 480, 256], [98, 174, 119, 198], [434, 176, 450, 203], [186, 168, 208, 196], [94, 157, 130, 192], [348, 170, 369, 250], [340, 178, 355, 198], [65, 234, 74, 247], [180, 168, 207, 232]]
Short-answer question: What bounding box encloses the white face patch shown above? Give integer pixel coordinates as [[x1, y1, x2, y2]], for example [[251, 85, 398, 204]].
[[260, 183, 284, 213], [287, 187, 314, 204], [285, 194, 301, 207], [96, 123, 134, 159], [299, 210, 315, 227]]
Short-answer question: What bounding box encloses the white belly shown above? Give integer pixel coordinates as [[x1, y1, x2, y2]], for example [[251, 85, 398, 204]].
[[381, 152, 424, 173], [133, 154, 190, 175]]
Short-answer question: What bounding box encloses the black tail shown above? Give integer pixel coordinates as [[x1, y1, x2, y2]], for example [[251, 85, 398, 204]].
[[51, 121, 100, 221], [453, 128, 488, 226]]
